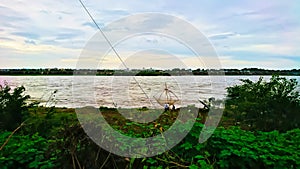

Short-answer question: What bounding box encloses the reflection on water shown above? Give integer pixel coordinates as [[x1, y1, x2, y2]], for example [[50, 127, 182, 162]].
[[0, 76, 299, 108]]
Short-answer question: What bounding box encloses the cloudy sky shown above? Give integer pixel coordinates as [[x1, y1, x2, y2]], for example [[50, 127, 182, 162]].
[[0, 0, 299, 69]]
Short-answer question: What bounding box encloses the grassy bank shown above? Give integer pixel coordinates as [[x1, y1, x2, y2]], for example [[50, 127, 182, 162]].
[[0, 106, 299, 168]]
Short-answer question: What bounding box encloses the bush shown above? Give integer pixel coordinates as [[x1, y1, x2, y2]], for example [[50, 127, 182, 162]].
[[0, 132, 57, 169], [207, 127, 300, 168], [225, 75, 300, 131], [143, 121, 300, 168], [0, 82, 30, 131]]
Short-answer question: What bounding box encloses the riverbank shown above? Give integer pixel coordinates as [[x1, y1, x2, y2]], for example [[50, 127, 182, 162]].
[[1, 75, 300, 168], [25, 106, 255, 135], [1, 106, 299, 168]]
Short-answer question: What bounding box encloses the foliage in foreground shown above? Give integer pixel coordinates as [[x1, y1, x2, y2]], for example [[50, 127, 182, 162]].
[[0, 82, 30, 131], [225, 75, 300, 131], [144, 121, 300, 169], [1, 107, 299, 169], [0, 132, 56, 169]]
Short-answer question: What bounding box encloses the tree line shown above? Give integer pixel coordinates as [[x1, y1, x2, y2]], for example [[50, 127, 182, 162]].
[[0, 68, 299, 76]]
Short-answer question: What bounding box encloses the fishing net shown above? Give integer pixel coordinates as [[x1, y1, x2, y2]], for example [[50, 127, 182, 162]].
[[153, 83, 180, 106]]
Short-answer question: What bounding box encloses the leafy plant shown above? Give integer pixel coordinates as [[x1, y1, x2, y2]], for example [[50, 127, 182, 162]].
[[0, 82, 30, 131], [0, 132, 57, 169], [207, 127, 300, 168], [225, 75, 300, 131]]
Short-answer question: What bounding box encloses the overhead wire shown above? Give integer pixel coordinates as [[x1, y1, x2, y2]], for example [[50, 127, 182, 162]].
[[78, 0, 154, 107]]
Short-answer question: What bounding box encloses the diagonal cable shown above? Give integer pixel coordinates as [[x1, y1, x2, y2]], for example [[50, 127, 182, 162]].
[[78, 0, 154, 107]]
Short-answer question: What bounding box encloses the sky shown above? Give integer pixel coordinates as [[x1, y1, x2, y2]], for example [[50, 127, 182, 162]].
[[0, 0, 300, 70]]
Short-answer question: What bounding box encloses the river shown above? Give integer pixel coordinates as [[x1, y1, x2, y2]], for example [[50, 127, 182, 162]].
[[0, 76, 299, 108]]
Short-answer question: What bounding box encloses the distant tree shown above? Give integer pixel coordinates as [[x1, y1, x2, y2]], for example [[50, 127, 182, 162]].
[[0, 82, 30, 131], [225, 75, 300, 131]]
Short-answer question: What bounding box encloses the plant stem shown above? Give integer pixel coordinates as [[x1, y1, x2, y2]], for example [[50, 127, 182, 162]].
[[0, 121, 25, 151]]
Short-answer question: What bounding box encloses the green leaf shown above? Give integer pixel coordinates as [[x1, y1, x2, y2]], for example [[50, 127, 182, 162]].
[[194, 155, 204, 159], [189, 164, 199, 169], [181, 142, 193, 150]]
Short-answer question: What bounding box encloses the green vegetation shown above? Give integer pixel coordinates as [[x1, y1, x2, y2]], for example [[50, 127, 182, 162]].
[[0, 82, 30, 131], [0, 75, 299, 168], [0, 132, 57, 169], [225, 75, 300, 131]]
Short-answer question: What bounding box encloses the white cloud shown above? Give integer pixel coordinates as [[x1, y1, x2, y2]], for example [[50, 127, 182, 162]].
[[208, 32, 240, 40], [231, 43, 299, 56], [0, 0, 299, 69]]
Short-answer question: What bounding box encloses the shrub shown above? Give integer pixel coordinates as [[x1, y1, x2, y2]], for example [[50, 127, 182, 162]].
[[0, 132, 57, 169], [0, 82, 30, 131], [225, 75, 300, 131], [207, 127, 300, 168]]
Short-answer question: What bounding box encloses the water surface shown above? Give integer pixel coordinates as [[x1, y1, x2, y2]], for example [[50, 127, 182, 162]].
[[0, 76, 299, 108]]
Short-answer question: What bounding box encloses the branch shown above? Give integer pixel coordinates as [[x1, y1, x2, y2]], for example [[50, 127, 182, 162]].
[[100, 152, 111, 169], [155, 157, 189, 168], [0, 121, 25, 151]]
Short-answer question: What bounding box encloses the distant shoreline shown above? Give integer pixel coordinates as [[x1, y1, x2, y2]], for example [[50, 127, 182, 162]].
[[0, 74, 299, 76], [0, 68, 299, 76]]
